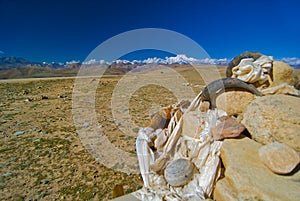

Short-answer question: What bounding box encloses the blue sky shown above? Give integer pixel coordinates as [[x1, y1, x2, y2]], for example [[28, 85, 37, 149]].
[[0, 0, 299, 63]]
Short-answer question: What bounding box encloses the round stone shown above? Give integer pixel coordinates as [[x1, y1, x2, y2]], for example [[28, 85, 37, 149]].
[[259, 142, 300, 174], [164, 158, 194, 187]]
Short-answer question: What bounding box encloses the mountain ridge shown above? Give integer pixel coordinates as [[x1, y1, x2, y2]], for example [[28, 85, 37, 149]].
[[1, 54, 299, 69], [0, 55, 299, 79]]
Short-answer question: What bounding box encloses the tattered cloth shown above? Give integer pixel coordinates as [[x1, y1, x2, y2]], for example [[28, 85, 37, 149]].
[[231, 55, 273, 84], [135, 92, 228, 200]]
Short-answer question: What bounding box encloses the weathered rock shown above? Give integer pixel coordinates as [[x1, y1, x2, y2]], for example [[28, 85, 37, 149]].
[[211, 117, 245, 140], [271, 61, 298, 87], [259, 142, 300, 174], [216, 91, 255, 117], [242, 94, 300, 151], [214, 137, 300, 201]]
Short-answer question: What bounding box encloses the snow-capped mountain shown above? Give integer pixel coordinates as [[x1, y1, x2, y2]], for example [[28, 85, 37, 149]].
[[1, 54, 299, 79], [279, 57, 300, 68], [1, 54, 300, 70], [81, 54, 231, 66], [81, 54, 300, 68]]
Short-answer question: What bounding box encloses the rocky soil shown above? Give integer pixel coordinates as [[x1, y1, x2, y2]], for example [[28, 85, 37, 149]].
[[0, 64, 205, 200], [0, 77, 146, 200], [1, 66, 299, 201]]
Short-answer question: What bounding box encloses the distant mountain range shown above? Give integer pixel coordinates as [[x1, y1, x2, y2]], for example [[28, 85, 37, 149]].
[[0, 55, 299, 79], [0, 56, 65, 70]]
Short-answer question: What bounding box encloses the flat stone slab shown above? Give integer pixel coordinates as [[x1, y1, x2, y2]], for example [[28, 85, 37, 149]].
[[214, 137, 300, 201]]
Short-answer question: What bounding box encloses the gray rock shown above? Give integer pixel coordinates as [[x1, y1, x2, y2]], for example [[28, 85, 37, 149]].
[[259, 142, 300, 174], [3, 172, 13, 177], [242, 94, 300, 151], [13, 131, 25, 136], [214, 137, 300, 201]]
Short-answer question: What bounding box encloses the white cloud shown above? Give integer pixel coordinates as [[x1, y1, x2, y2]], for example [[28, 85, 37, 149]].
[[0, 50, 4, 54]]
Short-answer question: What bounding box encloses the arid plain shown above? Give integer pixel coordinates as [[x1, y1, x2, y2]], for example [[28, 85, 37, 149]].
[[0, 65, 224, 200], [1, 65, 299, 200]]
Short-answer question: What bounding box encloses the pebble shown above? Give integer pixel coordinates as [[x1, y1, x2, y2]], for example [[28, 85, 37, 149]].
[[58, 94, 68, 98], [41, 95, 48, 100], [44, 178, 52, 184], [259, 142, 300, 174], [82, 122, 89, 128], [3, 172, 13, 177], [33, 138, 41, 143], [39, 130, 47, 135], [13, 131, 25, 136]]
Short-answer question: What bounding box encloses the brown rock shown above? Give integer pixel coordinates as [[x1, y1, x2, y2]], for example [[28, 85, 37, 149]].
[[259, 142, 300, 174], [149, 107, 172, 130], [271, 61, 297, 87], [214, 138, 300, 201], [242, 94, 300, 151], [216, 91, 255, 117], [211, 117, 245, 140]]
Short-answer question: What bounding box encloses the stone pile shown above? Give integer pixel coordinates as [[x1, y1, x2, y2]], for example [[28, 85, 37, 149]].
[[213, 54, 300, 201], [113, 53, 300, 201]]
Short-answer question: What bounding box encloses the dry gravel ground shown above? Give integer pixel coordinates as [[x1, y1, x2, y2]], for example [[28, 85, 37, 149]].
[[0, 77, 142, 200], [1, 66, 296, 200], [0, 65, 207, 201]]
